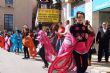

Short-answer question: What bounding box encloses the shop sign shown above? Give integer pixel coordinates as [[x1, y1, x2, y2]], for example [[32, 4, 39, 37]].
[[37, 9, 60, 23]]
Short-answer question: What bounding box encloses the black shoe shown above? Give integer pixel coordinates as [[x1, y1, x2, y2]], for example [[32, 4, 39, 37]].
[[46, 63, 49, 67], [42, 66, 48, 68], [106, 60, 109, 62], [22, 57, 27, 59], [42, 64, 49, 68], [98, 60, 101, 62], [26, 57, 30, 59]]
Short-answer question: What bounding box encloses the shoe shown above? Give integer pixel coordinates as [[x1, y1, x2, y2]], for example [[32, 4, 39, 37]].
[[22, 57, 27, 59], [42, 64, 49, 68], [42, 66, 48, 68], [26, 57, 30, 59], [88, 60, 91, 66], [106, 60, 109, 62], [98, 59, 101, 62], [15, 53, 19, 55]]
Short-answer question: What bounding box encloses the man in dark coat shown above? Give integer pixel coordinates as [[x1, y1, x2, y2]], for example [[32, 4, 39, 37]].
[[96, 22, 110, 62]]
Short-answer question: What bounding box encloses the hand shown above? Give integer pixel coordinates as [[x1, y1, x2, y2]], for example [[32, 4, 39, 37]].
[[55, 31, 58, 35], [88, 25, 94, 32]]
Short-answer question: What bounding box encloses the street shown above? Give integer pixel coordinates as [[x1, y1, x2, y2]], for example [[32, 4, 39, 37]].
[[0, 48, 110, 73], [0, 49, 48, 73]]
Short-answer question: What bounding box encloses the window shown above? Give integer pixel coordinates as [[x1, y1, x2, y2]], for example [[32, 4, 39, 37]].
[[4, 14, 13, 31], [5, 0, 13, 5], [41, 4, 47, 8]]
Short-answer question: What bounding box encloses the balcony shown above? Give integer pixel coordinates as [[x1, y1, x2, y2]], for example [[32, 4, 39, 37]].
[[5, 4, 13, 8]]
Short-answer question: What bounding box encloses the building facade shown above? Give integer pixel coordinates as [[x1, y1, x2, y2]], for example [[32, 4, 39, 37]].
[[0, 0, 34, 31]]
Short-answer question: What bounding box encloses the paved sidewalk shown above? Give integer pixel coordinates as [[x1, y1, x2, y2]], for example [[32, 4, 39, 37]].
[[86, 55, 110, 73], [0, 49, 110, 73], [0, 49, 48, 73]]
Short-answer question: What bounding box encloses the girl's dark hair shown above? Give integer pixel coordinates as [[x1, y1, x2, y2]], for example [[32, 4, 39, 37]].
[[52, 24, 59, 32], [76, 11, 85, 18], [26, 28, 29, 36], [38, 24, 42, 30], [22, 28, 29, 38]]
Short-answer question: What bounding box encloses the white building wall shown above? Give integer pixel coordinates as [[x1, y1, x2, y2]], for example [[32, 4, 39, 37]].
[[61, 2, 72, 26], [66, 3, 72, 25], [85, 0, 92, 26]]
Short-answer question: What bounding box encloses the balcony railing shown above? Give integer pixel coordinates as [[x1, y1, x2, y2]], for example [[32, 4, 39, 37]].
[[5, 4, 13, 8]]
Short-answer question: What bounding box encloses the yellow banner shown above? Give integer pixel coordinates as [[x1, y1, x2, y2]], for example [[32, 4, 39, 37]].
[[37, 9, 60, 23]]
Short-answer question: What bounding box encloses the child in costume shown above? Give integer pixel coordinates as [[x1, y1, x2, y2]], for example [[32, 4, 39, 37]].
[[0, 32, 5, 49], [48, 11, 95, 73], [22, 27, 37, 59], [37, 24, 56, 68], [4, 33, 11, 51]]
